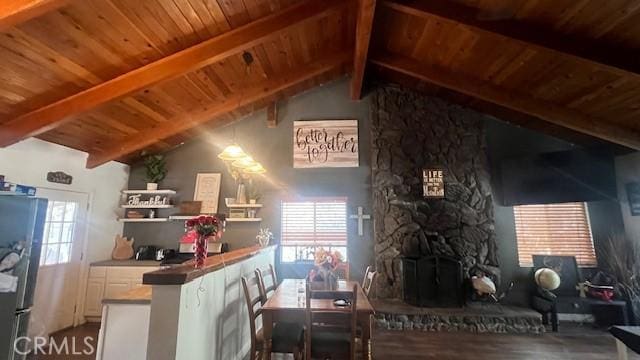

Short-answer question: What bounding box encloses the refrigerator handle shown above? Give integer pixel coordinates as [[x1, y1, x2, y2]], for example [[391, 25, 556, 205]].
[[15, 308, 31, 315]]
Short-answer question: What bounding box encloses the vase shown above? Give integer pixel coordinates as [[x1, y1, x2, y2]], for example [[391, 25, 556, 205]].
[[194, 235, 207, 268], [146, 183, 158, 191]]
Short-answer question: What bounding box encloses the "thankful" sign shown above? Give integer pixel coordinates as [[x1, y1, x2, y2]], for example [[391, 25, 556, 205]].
[[293, 120, 359, 168]]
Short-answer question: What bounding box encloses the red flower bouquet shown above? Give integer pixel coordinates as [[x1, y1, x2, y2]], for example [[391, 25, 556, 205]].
[[186, 215, 222, 267]]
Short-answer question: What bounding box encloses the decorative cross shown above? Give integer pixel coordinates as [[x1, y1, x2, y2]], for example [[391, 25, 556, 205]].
[[349, 206, 371, 236]]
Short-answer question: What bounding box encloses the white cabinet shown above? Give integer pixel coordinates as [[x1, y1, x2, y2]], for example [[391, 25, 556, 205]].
[[85, 279, 106, 317], [84, 265, 157, 319]]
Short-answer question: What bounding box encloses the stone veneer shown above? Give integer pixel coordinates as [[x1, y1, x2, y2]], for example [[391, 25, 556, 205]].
[[373, 300, 544, 334], [372, 86, 499, 299]]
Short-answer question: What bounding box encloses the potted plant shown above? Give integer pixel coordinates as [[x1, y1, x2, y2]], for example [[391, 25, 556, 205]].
[[601, 233, 640, 325], [144, 155, 167, 191], [247, 180, 261, 204], [308, 248, 345, 290]]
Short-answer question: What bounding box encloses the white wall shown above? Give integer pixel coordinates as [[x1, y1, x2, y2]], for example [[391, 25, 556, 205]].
[[615, 152, 640, 241], [0, 138, 129, 262], [146, 247, 275, 360]]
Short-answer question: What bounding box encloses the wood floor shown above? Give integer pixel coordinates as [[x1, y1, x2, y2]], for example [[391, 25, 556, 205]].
[[27, 322, 636, 360], [372, 327, 639, 360]]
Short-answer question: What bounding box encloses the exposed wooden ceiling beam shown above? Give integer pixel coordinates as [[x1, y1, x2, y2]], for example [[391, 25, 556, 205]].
[[382, 0, 640, 78], [0, 0, 69, 31], [370, 52, 640, 150], [350, 0, 376, 100], [86, 51, 352, 168], [266, 102, 278, 128], [0, 0, 349, 148], [368, 64, 633, 152]]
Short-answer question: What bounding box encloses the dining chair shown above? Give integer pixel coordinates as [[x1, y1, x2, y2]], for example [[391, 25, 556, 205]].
[[256, 264, 278, 304], [334, 262, 350, 281], [305, 283, 358, 360], [241, 274, 303, 360], [362, 266, 378, 298]]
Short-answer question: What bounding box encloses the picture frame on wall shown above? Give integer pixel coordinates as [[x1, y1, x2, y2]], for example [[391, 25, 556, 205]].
[[293, 120, 359, 168], [423, 168, 445, 198], [194, 173, 222, 214]]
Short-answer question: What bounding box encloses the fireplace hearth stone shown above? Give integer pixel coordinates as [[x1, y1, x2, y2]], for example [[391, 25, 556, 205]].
[[373, 299, 545, 334]]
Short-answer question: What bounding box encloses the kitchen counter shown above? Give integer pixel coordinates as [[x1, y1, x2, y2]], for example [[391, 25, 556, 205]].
[[143, 245, 276, 285], [91, 259, 161, 267], [143, 245, 276, 360], [102, 286, 152, 305]]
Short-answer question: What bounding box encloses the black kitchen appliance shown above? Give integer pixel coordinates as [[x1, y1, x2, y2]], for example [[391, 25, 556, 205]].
[[135, 246, 158, 261], [0, 195, 47, 360]]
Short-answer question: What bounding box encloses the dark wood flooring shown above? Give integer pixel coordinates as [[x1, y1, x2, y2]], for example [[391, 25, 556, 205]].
[[372, 325, 639, 360], [27, 322, 637, 360]]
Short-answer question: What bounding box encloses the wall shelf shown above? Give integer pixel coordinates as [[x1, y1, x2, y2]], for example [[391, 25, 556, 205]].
[[122, 190, 176, 194], [226, 203, 263, 208], [226, 218, 262, 222], [169, 214, 212, 221], [121, 205, 174, 209], [118, 218, 169, 223]]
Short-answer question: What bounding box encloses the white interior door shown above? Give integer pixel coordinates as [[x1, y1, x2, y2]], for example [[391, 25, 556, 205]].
[[29, 188, 88, 337]]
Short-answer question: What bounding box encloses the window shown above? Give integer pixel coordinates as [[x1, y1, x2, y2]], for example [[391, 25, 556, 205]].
[[40, 200, 78, 266], [514, 202, 597, 267], [280, 198, 347, 263]]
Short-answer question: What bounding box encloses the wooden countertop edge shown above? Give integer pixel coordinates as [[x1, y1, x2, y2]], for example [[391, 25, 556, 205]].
[[143, 245, 277, 285], [102, 285, 152, 304]]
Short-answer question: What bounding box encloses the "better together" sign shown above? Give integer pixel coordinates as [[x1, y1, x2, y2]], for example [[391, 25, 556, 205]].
[[293, 120, 358, 168]]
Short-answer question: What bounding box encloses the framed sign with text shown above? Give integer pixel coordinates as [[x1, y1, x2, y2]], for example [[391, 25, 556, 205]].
[[293, 120, 358, 168], [423, 168, 445, 198], [193, 173, 222, 214]]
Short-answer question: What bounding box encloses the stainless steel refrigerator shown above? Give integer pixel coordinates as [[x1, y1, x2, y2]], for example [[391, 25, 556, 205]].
[[0, 196, 47, 360]]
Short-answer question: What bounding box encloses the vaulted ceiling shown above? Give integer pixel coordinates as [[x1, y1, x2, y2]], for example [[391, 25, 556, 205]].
[[1, 0, 640, 168]]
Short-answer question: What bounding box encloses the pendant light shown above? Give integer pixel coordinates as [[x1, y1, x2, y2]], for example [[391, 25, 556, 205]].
[[217, 144, 247, 161], [231, 156, 257, 169], [243, 163, 266, 174]]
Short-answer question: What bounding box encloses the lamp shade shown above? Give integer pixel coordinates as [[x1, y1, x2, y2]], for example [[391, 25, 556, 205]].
[[243, 163, 266, 174], [231, 156, 257, 169], [217, 144, 247, 160]]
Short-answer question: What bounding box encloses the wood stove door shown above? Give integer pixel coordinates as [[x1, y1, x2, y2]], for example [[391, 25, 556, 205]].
[[418, 257, 438, 307], [436, 257, 464, 307]]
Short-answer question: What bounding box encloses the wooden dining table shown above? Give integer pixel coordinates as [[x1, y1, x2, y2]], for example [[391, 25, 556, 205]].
[[262, 279, 375, 359]]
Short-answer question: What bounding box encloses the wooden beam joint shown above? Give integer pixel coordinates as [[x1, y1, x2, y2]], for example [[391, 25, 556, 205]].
[[266, 102, 278, 128]]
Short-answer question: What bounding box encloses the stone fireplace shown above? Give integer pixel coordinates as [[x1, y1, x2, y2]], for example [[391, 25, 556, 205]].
[[402, 255, 464, 307], [371, 86, 500, 300]]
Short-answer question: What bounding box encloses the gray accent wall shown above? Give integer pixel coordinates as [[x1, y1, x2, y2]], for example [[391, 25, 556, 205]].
[[124, 79, 374, 282]]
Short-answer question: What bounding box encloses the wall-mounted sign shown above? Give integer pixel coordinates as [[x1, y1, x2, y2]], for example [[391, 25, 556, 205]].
[[625, 182, 640, 216], [423, 168, 445, 198], [194, 173, 222, 214], [46, 171, 73, 185], [293, 120, 358, 168]]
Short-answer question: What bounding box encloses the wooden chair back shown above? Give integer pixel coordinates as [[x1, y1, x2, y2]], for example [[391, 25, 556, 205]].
[[241, 274, 263, 360], [256, 264, 278, 304], [362, 266, 378, 298], [305, 283, 358, 360], [334, 262, 350, 281]]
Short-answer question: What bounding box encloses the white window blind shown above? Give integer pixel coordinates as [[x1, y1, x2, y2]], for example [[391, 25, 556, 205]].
[[281, 198, 347, 247], [514, 202, 597, 267]]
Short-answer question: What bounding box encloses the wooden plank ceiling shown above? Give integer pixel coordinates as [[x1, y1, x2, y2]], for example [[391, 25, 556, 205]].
[[1, 0, 640, 167]]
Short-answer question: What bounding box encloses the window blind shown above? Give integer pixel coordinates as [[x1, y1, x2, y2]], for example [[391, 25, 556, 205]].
[[514, 202, 597, 267], [281, 198, 347, 246]]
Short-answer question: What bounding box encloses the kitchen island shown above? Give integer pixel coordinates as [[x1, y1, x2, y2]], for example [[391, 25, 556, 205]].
[[95, 286, 152, 360], [95, 245, 276, 360]]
